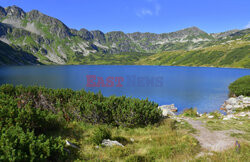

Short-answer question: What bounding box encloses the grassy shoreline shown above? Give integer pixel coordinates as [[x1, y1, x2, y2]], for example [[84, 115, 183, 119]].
[[1, 64, 250, 70]]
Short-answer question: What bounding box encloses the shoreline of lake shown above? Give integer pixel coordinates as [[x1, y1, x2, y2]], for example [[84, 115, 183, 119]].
[[1, 64, 250, 70]]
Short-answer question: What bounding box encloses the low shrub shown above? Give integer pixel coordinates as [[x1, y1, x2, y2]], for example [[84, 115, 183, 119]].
[[91, 126, 111, 145], [209, 111, 223, 119], [229, 75, 250, 97], [0, 84, 162, 127], [0, 92, 64, 135], [125, 155, 153, 162], [0, 90, 68, 161], [0, 126, 66, 162], [182, 108, 199, 117]]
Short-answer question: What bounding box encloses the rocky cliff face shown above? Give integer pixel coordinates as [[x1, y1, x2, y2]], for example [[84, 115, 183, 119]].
[[0, 5, 249, 65]]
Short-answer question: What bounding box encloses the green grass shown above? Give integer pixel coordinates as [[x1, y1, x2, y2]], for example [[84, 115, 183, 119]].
[[74, 52, 154, 65], [203, 117, 250, 141], [136, 40, 250, 68], [182, 108, 199, 117], [194, 142, 250, 162], [62, 119, 200, 161]]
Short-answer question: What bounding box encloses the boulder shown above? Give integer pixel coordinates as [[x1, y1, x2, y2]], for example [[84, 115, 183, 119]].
[[223, 114, 236, 120], [225, 105, 233, 109], [226, 98, 237, 105], [65, 140, 80, 149], [233, 105, 242, 109], [208, 115, 214, 119], [101, 139, 124, 147], [243, 97, 250, 104], [220, 96, 250, 114], [238, 95, 244, 100], [158, 104, 178, 116]]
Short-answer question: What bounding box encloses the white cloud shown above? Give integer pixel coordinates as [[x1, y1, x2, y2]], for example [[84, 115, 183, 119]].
[[136, 8, 153, 17], [136, 1, 161, 18], [245, 22, 250, 29]]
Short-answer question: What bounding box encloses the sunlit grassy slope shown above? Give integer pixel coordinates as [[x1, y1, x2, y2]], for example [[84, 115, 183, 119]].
[[136, 40, 250, 68]]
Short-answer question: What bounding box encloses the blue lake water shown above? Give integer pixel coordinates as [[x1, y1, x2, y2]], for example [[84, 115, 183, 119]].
[[0, 65, 249, 113]]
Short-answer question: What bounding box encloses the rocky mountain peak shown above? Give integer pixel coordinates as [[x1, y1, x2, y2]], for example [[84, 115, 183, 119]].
[[0, 6, 7, 19], [5, 5, 26, 19], [106, 31, 128, 42], [27, 9, 72, 38], [78, 28, 94, 41], [91, 30, 106, 43], [27, 10, 42, 20], [176, 26, 207, 35]]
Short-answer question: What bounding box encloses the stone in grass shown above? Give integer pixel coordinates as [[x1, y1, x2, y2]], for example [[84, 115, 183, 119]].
[[65, 140, 80, 149], [208, 115, 214, 119], [101, 139, 124, 147]]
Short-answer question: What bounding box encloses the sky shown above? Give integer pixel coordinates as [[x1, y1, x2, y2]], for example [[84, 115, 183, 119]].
[[0, 0, 249, 34]]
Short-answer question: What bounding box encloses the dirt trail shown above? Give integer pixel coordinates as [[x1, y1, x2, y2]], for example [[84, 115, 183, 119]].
[[185, 118, 238, 152]]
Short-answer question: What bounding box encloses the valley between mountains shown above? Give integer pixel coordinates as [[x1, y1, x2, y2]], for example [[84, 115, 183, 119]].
[[0, 5, 249, 68]]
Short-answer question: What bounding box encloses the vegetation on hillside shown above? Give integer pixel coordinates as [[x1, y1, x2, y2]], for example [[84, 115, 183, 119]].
[[0, 84, 201, 161], [0, 5, 249, 66], [0, 40, 40, 65], [75, 52, 154, 65], [229, 75, 250, 97], [136, 40, 250, 68]]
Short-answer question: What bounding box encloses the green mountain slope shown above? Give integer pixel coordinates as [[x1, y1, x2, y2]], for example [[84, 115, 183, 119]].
[[0, 40, 40, 65], [0, 5, 249, 67], [136, 40, 250, 68]]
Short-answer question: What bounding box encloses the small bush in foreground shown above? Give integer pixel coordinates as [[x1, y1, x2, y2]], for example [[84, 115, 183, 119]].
[[182, 108, 199, 117], [91, 126, 111, 145], [0, 126, 66, 162], [209, 111, 223, 119], [229, 75, 250, 97]]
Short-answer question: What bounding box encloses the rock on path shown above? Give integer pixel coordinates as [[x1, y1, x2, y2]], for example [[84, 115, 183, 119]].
[[185, 118, 238, 152]]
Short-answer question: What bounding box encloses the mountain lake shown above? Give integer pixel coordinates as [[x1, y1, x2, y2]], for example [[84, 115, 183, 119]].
[[0, 65, 249, 113]]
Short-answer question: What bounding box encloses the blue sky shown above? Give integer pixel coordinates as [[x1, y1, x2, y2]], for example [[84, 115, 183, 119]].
[[0, 0, 249, 33]]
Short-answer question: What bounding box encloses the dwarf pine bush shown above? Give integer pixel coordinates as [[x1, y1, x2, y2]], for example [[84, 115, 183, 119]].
[[0, 84, 162, 160], [0, 126, 66, 162], [229, 75, 250, 97], [0, 84, 162, 127], [91, 126, 111, 145]]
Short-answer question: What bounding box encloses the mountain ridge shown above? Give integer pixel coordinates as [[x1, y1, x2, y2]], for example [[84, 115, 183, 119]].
[[0, 5, 249, 66]]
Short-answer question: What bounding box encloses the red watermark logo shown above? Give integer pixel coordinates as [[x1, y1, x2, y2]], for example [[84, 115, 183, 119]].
[[86, 75, 124, 87], [86, 75, 163, 87]]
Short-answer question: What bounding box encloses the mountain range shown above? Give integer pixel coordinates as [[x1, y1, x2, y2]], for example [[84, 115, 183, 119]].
[[0, 5, 249, 67]]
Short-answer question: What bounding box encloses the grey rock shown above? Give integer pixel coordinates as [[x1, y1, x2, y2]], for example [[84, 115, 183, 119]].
[[65, 140, 80, 149], [158, 104, 178, 116], [0, 6, 7, 19], [5, 5, 26, 19], [101, 139, 124, 147], [208, 115, 214, 119], [221, 96, 250, 114], [27, 10, 72, 38]]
